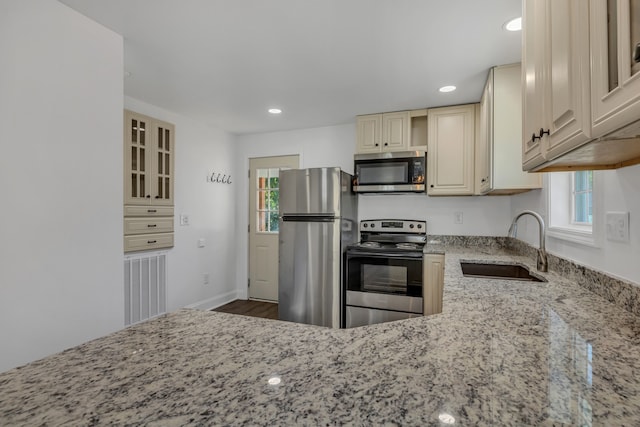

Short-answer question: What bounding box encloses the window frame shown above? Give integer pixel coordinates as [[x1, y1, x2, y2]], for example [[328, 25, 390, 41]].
[[546, 171, 600, 247]]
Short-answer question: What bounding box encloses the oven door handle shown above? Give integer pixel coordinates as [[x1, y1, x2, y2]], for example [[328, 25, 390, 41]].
[[346, 250, 423, 259]]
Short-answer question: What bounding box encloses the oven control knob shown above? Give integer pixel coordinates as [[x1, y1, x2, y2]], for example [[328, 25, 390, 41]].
[[370, 223, 375, 228], [409, 224, 414, 229], [363, 223, 368, 228], [417, 224, 423, 229]]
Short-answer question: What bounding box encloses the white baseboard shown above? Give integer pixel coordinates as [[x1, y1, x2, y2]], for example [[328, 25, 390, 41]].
[[184, 291, 238, 311]]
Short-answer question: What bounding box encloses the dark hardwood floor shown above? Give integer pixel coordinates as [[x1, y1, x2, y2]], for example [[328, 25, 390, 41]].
[[212, 299, 278, 320]]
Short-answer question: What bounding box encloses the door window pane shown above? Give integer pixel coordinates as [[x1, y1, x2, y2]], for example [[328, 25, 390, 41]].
[[256, 168, 281, 232]]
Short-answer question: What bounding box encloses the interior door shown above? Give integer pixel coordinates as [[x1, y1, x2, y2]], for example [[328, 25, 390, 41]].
[[248, 155, 299, 301]]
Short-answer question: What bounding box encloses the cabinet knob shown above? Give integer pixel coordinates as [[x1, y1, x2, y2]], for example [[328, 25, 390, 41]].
[[375, 143, 379, 147], [430, 184, 434, 188], [384, 143, 388, 146], [481, 178, 486, 182], [146, 195, 151, 198], [155, 195, 161, 199]]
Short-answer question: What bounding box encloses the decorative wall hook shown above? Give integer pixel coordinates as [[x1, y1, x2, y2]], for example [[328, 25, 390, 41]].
[[207, 172, 232, 185]]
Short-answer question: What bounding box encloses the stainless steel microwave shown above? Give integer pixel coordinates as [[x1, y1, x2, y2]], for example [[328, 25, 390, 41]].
[[353, 151, 426, 193]]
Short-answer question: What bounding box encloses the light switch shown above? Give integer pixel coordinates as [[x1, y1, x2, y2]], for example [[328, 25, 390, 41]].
[[606, 212, 630, 242], [180, 214, 189, 226], [198, 238, 205, 248]]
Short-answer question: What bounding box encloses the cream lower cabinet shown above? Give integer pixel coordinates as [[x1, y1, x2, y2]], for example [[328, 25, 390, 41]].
[[356, 111, 410, 153], [427, 104, 477, 196], [124, 110, 175, 253], [423, 254, 444, 316], [477, 64, 542, 195]]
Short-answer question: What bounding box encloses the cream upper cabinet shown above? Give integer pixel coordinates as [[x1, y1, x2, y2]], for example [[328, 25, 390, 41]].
[[356, 111, 410, 153], [523, 0, 640, 172], [590, 0, 640, 138], [124, 110, 175, 206], [477, 64, 542, 195], [476, 69, 493, 195], [427, 104, 477, 196], [522, 0, 548, 170], [522, 0, 592, 171], [356, 114, 382, 153]]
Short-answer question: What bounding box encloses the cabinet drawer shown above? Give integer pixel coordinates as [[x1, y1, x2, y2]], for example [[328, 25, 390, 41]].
[[124, 217, 173, 235], [124, 233, 174, 253], [124, 205, 174, 217]]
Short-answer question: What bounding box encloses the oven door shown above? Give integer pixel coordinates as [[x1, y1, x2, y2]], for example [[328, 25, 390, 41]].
[[346, 251, 423, 297]]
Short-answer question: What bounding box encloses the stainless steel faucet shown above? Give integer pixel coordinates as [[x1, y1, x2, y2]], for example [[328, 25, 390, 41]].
[[508, 210, 548, 272]]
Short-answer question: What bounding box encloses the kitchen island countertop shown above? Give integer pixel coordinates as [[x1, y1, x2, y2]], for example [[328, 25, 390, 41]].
[[2, 246, 640, 426]]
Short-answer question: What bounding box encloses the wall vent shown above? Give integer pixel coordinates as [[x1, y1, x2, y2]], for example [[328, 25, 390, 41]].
[[124, 252, 167, 326]]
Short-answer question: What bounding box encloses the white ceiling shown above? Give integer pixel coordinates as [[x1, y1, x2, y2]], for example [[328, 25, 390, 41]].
[[59, 0, 523, 135]]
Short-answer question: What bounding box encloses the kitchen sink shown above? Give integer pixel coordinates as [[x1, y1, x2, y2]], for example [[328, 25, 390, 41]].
[[460, 261, 547, 282]]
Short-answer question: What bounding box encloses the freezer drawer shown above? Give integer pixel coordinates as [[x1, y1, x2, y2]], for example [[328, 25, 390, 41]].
[[278, 218, 341, 328], [345, 305, 420, 328]]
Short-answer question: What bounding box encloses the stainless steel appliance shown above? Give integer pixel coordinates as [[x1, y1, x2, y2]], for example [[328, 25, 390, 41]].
[[353, 151, 425, 193], [278, 167, 357, 328], [345, 219, 426, 328]]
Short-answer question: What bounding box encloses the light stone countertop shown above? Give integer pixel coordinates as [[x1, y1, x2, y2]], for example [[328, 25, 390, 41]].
[[2, 246, 640, 426]]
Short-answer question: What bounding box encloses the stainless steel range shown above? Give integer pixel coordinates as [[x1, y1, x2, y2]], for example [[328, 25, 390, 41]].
[[344, 219, 426, 328]]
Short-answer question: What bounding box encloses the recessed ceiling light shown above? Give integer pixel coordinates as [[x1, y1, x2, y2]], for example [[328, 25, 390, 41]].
[[439, 85, 456, 93], [268, 108, 282, 114], [504, 17, 522, 31]]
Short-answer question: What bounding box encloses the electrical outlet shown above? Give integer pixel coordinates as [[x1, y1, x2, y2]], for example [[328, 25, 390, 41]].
[[198, 238, 205, 248], [180, 214, 189, 226], [606, 212, 630, 242], [454, 212, 463, 224], [203, 273, 209, 285]]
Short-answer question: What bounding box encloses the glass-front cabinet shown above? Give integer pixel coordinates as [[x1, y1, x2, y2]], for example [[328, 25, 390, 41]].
[[124, 110, 175, 253], [125, 111, 174, 206], [590, 0, 640, 138]]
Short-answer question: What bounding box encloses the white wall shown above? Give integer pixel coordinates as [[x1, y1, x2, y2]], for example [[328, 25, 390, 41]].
[[234, 124, 356, 298], [359, 194, 513, 236], [0, 0, 124, 372], [125, 97, 237, 311], [512, 165, 640, 285]]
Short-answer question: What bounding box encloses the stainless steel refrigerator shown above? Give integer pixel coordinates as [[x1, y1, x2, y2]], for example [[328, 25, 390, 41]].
[[278, 167, 357, 328]]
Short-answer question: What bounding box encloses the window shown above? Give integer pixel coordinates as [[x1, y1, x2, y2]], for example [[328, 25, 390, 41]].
[[256, 168, 280, 232], [547, 171, 598, 246], [572, 171, 593, 225]]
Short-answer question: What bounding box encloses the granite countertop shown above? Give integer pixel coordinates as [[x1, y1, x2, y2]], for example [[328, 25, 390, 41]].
[[2, 246, 640, 425]]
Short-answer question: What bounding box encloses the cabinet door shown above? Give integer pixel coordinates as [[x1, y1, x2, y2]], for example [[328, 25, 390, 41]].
[[522, 0, 548, 170], [590, 0, 640, 137], [476, 69, 493, 194], [427, 104, 476, 196], [382, 111, 410, 151], [493, 64, 543, 192], [356, 114, 382, 153], [153, 121, 174, 206], [544, 0, 592, 159], [124, 111, 152, 205], [423, 253, 444, 316]]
